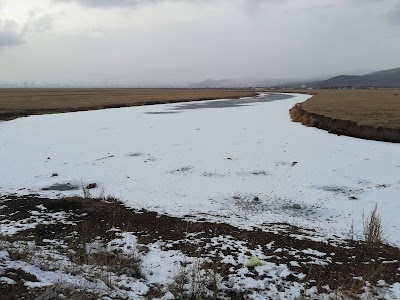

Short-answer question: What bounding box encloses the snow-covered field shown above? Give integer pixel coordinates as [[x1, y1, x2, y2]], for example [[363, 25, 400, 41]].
[[1, 93, 400, 299], [1, 93, 399, 245]]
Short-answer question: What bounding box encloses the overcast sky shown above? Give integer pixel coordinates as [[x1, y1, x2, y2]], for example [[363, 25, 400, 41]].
[[0, 0, 399, 85]]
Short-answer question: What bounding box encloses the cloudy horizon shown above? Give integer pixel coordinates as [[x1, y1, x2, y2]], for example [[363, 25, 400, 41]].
[[0, 0, 399, 86]]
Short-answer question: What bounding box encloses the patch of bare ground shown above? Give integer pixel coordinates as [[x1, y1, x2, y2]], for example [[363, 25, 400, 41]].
[[288, 89, 400, 142], [0, 194, 399, 299], [0, 88, 256, 121]]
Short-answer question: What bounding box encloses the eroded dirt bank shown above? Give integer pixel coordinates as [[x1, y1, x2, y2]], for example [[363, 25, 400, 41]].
[[290, 103, 400, 143], [288, 89, 400, 143]]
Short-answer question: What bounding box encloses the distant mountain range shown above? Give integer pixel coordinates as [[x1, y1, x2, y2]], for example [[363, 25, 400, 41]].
[[1, 67, 399, 89], [188, 78, 291, 88], [187, 67, 400, 88], [303, 67, 400, 88]]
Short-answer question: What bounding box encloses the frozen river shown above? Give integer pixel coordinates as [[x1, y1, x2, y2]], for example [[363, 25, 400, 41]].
[[1, 93, 399, 244]]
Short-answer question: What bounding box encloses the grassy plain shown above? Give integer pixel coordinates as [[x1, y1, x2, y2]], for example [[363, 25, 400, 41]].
[[288, 89, 400, 129], [286, 89, 400, 142], [0, 88, 256, 120]]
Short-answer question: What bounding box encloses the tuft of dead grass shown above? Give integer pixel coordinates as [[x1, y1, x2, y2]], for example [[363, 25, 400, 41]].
[[169, 258, 222, 300], [363, 204, 383, 247]]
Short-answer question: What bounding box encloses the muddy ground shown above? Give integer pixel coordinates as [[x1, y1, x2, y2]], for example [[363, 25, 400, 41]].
[[0, 194, 399, 299]]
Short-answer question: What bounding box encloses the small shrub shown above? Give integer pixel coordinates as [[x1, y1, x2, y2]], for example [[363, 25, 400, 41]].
[[169, 258, 221, 300], [81, 182, 92, 199], [169, 264, 190, 298], [363, 204, 383, 246], [103, 195, 122, 204], [348, 219, 354, 241]]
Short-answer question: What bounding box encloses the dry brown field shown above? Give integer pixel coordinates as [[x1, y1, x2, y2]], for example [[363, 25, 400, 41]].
[[293, 89, 400, 129], [287, 89, 400, 142], [0, 88, 256, 120]]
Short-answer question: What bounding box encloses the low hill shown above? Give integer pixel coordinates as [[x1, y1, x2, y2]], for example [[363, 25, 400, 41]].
[[306, 67, 400, 88]]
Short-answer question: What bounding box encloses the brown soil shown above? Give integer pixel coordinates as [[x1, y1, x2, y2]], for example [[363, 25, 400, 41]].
[[0, 88, 256, 121], [287, 89, 400, 143], [1, 194, 399, 299]]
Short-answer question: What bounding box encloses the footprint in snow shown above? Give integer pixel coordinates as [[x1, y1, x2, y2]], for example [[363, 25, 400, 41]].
[[126, 152, 143, 157], [237, 170, 271, 176], [201, 172, 225, 178], [169, 166, 193, 174]]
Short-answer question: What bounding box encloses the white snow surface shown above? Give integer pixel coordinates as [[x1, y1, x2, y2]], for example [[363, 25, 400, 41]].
[[1, 93, 399, 244]]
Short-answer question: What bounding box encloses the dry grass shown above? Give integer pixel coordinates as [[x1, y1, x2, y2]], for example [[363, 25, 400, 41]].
[[288, 89, 400, 129], [287, 89, 400, 142], [0, 88, 256, 120], [169, 258, 222, 300], [363, 204, 383, 247]]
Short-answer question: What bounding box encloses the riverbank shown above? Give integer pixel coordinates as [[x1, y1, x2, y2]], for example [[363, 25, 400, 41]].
[[287, 89, 400, 143], [0, 88, 256, 121]]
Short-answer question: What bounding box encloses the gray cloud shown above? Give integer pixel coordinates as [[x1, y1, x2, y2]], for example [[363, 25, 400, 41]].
[[0, 19, 23, 47], [56, 0, 248, 9], [30, 15, 53, 33], [0, 31, 23, 47], [56, 0, 164, 8], [1, 0, 399, 83], [22, 14, 54, 35], [387, 2, 400, 24], [0, 14, 53, 48]]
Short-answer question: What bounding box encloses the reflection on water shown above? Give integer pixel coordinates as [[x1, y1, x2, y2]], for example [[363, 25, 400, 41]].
[[145, 93, 293, 114]]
